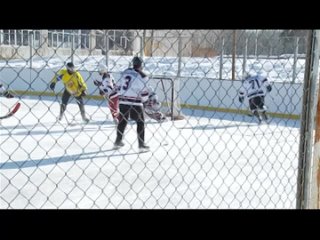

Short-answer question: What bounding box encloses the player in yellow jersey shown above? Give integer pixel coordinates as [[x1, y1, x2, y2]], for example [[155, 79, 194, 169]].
[[50, 62, 89, 123]]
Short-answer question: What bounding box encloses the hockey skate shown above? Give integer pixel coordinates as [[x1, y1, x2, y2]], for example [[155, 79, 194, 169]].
[[113, 141, 125, 150], [139, 143, 150, 153], [253, 111, 262, 124], [261, 111, 270, 123], [82, 117, 90, 124]]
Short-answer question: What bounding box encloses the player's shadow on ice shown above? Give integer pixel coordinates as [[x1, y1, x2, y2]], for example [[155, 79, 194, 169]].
[[0, 120, 116, 136], [0, 148, 140, 170]]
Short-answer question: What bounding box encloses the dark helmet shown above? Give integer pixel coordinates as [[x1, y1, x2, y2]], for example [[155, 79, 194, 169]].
[[66, 62, 75, 72], [132, 56, 143, 68]]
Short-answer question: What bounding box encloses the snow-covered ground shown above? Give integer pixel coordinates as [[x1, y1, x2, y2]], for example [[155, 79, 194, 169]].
[[0, 97, 300, 209]]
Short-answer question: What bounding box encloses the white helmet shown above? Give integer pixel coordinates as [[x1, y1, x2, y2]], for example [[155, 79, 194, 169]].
[[242, 72, 252, 80], [98, 64, 108, 74]]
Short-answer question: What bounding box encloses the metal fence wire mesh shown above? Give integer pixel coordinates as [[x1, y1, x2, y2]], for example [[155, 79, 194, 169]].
[[0, 29, 314, 208]]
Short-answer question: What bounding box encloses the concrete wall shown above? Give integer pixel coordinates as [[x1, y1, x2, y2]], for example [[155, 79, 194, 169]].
[[1, 68, 303, 117]]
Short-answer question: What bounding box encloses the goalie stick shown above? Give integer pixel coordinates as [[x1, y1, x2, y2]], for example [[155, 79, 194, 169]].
[[0, 102, 21, 119]]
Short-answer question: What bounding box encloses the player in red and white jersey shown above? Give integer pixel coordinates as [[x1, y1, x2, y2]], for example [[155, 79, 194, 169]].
[[93, 64, 119, 124]]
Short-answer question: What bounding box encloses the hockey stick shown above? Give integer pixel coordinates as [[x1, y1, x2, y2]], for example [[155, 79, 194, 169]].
[[0, 83, 22, 103], [237, 100, 253, 117], [0, 102, 21, 119]]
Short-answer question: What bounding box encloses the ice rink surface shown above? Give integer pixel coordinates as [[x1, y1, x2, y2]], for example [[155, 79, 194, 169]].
[[0, 97, 299, 208]]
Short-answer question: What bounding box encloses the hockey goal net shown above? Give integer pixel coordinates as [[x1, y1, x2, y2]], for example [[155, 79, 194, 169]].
[[148, 76, 184, 121]]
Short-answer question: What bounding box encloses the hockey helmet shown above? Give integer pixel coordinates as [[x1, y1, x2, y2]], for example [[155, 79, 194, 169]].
[[132, 56, 143, 68], [66, 62, 75, 72], [98, 64, 108, 74], [242, 72, 252, 80]]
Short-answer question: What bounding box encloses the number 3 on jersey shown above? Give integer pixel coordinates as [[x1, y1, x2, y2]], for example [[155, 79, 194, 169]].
[[123, 76, 132, 90]]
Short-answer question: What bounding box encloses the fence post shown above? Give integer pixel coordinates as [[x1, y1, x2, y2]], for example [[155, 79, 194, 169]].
[[292, 37, 299, 83], [296, 30, 320, 209], [219, 36, 224, 79], [29, 31, 34, 91], [232, 30, 236, 80], [313, 80, 320, 209], [105, 30, 109, 68], [254, 30, 258, 58], [29, 31, 33, 69], [174, 30, 184, 120], [242, 35, 248, 77], [177, 30, 182, 78], [311, 32, 320, 209], [0, 30, 3, 45], [150, 30, 154, 57], [140, 30, 145, 59], [70, 32, 74, 63]]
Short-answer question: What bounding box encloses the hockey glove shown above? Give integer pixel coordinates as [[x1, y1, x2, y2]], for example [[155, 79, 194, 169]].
[[49, 82, 56, 91], [266, 85, 272, 92], [93, 80, 102, 86], [99, 89, 105, 96], [4, 91, 14, 98], [81, 90, 87, 97], [239, 96, 244, 103]]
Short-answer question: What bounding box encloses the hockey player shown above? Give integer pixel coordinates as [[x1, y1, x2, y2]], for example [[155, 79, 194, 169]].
[[94, 64, 165, 125], [49, 62, 89, 123], [143, 90, 166, 122], [238, 72, 272, 123], [0, 82, 14, 98], [113, 56, 152, 150], [93, 64, 120, 124]]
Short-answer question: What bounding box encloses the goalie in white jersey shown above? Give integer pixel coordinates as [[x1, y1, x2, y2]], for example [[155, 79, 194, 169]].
[[143, 89, 166, 122], [114, 56, 152, 150], [238, 73, 272, 123]]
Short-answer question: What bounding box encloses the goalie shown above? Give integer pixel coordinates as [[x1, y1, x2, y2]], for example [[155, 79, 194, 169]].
[[143, 90, 166, 122], [94, 65, 166, 123]]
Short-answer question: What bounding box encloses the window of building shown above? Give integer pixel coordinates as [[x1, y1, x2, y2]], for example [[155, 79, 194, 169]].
[[1, 29, 40, 47]]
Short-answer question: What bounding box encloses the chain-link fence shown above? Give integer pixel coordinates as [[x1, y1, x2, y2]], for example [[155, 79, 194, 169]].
[[0, 29, 317, 209]]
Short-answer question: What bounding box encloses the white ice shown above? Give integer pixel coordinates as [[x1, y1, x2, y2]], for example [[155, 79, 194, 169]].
[[0, 97, 299, 209]]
